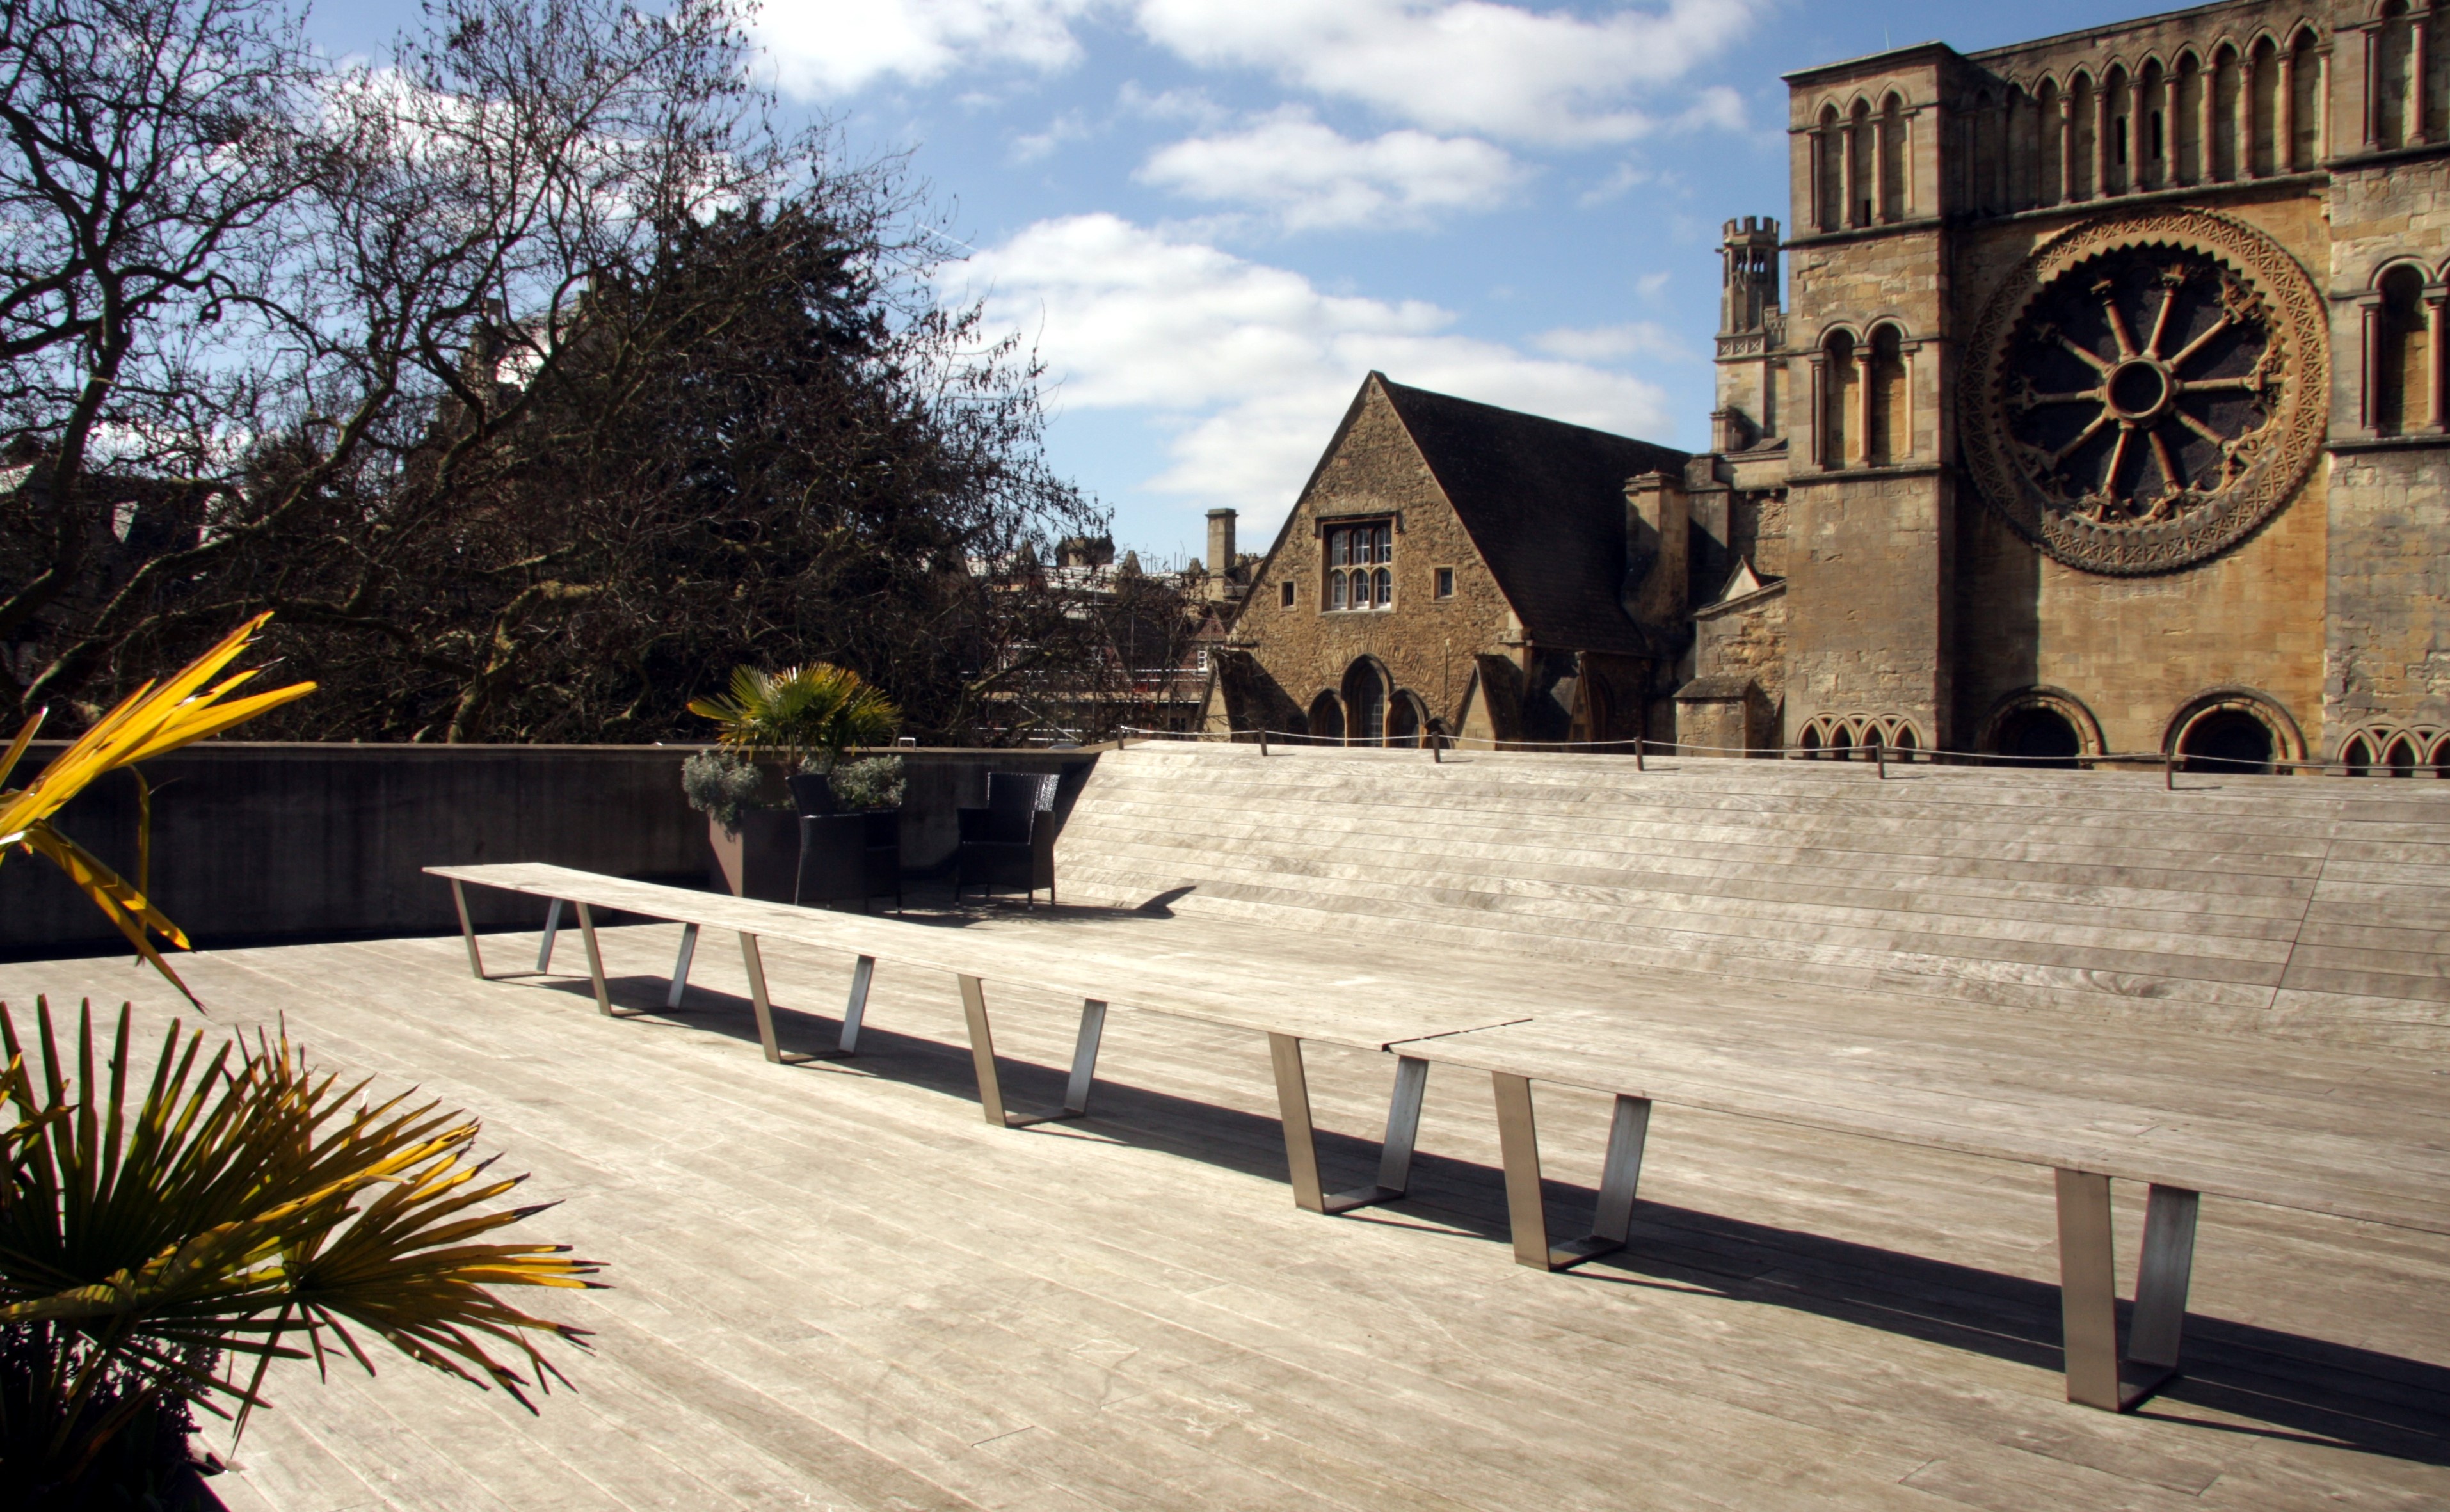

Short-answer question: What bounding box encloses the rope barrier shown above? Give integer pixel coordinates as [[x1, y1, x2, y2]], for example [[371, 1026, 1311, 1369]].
[[1110, 724, 2450, 783]]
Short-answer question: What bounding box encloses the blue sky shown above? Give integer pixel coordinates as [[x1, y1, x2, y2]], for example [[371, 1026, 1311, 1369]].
[[310, 0, 2167, 564]]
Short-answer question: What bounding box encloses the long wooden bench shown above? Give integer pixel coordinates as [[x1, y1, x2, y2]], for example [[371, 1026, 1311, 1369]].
[[427, 862, 1521, 1212], [427, 747, 2450, 1416]]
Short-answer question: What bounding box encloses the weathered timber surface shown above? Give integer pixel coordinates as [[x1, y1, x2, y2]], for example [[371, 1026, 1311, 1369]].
[[435, 861, 2450, 1236], [1, 928, 2444, 1509], [1057, 745, 2450, 1047]]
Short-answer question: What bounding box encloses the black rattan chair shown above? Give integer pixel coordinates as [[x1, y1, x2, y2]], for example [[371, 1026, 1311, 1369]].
[[955, 772, 1059, 906]]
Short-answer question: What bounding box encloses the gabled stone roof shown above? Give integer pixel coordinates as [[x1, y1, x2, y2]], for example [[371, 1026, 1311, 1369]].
[[1372, 374, 1688, 658]]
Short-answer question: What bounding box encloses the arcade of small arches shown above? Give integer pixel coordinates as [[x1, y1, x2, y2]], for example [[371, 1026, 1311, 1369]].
[[1808, 7, 2447, 234], [1299, 658, 1439, 748], [1795, 715, 1924, 759], [2337, 725, 2450, 774]]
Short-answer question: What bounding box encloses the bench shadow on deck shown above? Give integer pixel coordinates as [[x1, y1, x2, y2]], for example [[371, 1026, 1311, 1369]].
[[525, 948, 2450, 1471]]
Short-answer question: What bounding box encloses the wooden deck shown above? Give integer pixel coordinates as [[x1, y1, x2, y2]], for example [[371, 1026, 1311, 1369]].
[[4, 917, 2443, 1511]]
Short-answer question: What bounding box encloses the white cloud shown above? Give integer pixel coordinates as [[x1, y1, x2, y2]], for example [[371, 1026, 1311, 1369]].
[[1137, 110, 1525, 230], [1132, 0, 1763, 144], [1011, 110, 1093, 161], [751, 0, 1096, 95], [752, 1, 1763, 144], [1532, 321, 1686, 362], [954, 214, 1676, 521]]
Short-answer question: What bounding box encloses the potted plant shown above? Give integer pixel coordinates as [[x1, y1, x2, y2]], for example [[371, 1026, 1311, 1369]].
[[682, 664, 901, 903]]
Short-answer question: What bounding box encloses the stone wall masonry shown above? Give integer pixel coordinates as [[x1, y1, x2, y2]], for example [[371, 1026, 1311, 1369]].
[[1235, 382, 1514, 729]]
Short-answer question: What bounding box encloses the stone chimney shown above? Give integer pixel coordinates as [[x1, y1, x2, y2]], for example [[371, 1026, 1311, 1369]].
[[1622, 471, 1690, 627], [1205, 509, 1237, 600]]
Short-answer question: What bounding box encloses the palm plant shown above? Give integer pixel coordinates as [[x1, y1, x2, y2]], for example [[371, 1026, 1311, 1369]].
[[0, 998, 602, 1500], [0, 614, 316, 1001], [685, 662, 901, 772]]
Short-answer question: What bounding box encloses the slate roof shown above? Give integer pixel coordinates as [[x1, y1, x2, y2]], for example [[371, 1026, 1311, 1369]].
[[1374, 375, 1689, 658]]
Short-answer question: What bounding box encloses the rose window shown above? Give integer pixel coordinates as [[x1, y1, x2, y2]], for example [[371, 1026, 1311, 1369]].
[[1962, 209, 2327, 577]]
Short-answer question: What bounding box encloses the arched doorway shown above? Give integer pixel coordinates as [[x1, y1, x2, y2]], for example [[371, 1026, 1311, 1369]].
[[1995, 706, 2082, 767], [1388, 692, 1426, 749], [1341, 660, 1389, 746], [2178, 710, 2273, 774], [1307, 692, 1344, 745]]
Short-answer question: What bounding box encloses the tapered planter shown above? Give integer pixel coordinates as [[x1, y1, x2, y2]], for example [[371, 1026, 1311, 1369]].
[[707, 810, 800, 902]]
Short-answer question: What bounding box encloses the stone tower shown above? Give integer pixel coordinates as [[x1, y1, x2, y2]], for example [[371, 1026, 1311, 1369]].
[[1711, 217, 1784, 456]]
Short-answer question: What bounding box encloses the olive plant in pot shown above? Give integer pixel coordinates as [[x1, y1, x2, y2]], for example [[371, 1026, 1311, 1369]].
[[682, 664, 901, 904]]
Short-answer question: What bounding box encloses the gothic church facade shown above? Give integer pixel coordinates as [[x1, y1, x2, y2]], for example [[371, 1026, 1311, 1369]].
[[1209, 0, 2450, 770]]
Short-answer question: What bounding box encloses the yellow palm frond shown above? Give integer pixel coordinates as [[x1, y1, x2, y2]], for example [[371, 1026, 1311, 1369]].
[[0, 615, 315, 998]]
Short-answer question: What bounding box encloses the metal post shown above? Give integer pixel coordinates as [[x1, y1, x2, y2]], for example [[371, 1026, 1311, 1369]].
[[1877, 742, 1887, 779], [536, 898, 563, 971], [2165, 753, 2175, 790], [1372, 1056, 1431, 1195], [1260, 729, 1270, 757], [2054, 1168, 2122, 1410], [574, 902, 611, 1017], [449, 879, 487, 980], [664, 922, 699, 1010], [1634, 738, 1645, 772], [1060, 999, 1107, 1115]]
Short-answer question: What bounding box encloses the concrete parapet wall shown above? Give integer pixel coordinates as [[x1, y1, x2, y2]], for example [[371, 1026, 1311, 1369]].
[[1, 744, 1098, 954]]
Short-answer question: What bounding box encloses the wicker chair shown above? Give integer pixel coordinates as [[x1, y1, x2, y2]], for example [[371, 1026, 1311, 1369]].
[[955, 772, 1059, 906]]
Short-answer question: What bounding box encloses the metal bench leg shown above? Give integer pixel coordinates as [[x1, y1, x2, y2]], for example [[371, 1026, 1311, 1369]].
[[2054, 1170, 2200, 1412], [1268, 1037, 1430, 1216], [739, 932, 841, 1065], [664, 923, 698, 1009], [450, 880, 489, 979], [960, 977, 1104, 1128], [837, 955, 875, 1055], [537, 898, 564, 972], [1322, 1054, 1430, 1213], [1493, 1074, 1646, 1270], [958, 975, 1007, 1125], [574, 902, 611, 1016]]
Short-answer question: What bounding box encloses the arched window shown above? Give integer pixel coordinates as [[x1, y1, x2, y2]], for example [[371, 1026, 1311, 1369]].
[[2431, 734, 2450, 776], [1341, 660, 1388, 746], [1388, 692, 1427, 749], [2373, 264, 2432, 436], [1889, 724, 1919, 761], [2378, 3, 2415, 148], [2173, 54, 2204, 184], [1307, 692, 1344, 745], [2248, 36, 2280, 173], [2386, 735, 2422, 777], [1868, 324, 1909, 464], [2211, 47, 2241, 180], [2289, 30, 2321, 168], [2138, 60, 2167, 189], [2177, 710, 2275, 774], [2105, 66, 2133, 195], [2070, 72, 2097, 197], [2342, 735, 2375, 776], [1830, 722, 1857, 760], [1848, 99, 1873, 225], [2036, 79, 2065, 203], [1878, 93, 1907, 221], [1821, 330, 1857, 466], [1797, 723, 1823, 759], [1815, 105, 1843, 231]]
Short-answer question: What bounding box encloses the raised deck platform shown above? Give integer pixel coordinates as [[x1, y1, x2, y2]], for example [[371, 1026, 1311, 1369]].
[[4, 914, 2442, 1509]]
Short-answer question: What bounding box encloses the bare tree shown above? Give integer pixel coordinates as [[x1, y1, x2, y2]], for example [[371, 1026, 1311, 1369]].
[[0, 0, 1107, 742]]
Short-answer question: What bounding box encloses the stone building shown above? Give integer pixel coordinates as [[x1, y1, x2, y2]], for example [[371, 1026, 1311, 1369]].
[[1206, 0, 2450, 772]]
